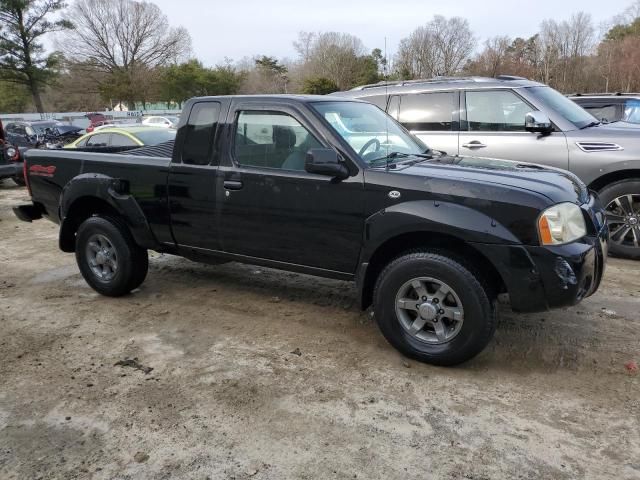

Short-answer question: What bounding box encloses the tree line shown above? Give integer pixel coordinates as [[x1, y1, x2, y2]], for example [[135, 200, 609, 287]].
[[1, 0, 640, 114]]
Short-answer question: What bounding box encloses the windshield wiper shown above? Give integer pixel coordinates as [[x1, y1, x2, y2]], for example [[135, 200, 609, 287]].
[[368, 151, 432, 168], [580, 121, 601, 130]]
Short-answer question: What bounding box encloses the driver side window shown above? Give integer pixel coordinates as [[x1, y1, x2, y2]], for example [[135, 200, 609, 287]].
[[234, 111, 322, 171]]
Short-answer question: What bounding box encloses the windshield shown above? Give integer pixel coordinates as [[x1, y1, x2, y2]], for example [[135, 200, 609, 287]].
[[526, 86, 597, 129], [132, 129, 176, 145], [624, 99, 640, 124], [311, 101, 428, 166]]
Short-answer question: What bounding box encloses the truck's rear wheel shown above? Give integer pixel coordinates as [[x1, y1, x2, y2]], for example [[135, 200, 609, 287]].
[[75, 215, 148, 296], [599, 180, 640, 260], [373, 251, 497, 366]]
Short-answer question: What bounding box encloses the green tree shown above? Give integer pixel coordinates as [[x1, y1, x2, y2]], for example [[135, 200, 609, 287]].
[[301, 77, 339, 94], [0, 79, 31, 112], [606, 17, 640, 41], [354, 54, 381, 86], [160, 60, 243, 107], [255, 56, 288, 75], [0, 0, 72, 112]]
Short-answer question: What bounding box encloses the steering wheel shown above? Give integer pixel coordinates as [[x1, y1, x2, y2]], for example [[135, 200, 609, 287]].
[[359, 138, 380, 157]]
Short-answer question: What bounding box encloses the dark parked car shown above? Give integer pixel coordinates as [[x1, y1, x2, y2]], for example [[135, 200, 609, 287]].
[[4, 120, 83, 149], [570, 93, 640, 127], [14, 95, 608, 366], [335, 77, 640, 259], [0, 119, 24, 185]]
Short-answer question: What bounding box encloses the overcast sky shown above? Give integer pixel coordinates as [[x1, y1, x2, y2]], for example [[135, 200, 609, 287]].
[[147, 0, 632, 66]]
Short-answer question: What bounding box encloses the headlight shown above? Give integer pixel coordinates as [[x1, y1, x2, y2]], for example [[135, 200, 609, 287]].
[[538, 202, 586, 245], [5, 146, 17, 160]]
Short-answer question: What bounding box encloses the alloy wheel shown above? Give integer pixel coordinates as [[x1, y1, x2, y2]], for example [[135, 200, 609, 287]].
[[394, 277, 465, 344]]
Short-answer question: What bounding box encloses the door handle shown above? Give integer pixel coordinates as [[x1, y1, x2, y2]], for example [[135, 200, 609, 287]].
[[223, 180, 243, 190], [462, 141, 487, 149]]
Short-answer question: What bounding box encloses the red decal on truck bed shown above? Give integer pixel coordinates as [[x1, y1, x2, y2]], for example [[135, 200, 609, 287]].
[[29, 165, 56, 177]]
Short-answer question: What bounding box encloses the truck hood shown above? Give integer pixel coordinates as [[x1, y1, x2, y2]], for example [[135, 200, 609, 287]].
[[394, 155, 589, 204]]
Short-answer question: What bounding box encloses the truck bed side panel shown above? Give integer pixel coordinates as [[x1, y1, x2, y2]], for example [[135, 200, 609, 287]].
[[26, 150, 173, 245]]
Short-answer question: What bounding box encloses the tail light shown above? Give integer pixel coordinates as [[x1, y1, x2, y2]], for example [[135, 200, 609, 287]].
[[23, 155, 32, 196]]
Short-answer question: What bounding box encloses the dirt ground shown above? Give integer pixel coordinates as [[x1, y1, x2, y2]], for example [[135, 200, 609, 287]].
[[0, 178, 639, 480]]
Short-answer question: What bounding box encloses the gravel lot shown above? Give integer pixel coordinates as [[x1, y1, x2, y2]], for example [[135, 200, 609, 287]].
[[1, 178, 639, 480]]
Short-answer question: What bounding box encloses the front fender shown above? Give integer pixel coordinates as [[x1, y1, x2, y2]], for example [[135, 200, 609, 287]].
[[59, 173, 158, 251], [361, 200, 520, 262]]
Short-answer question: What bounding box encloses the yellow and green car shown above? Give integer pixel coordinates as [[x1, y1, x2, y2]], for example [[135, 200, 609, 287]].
[[65, 127, 175, 149]]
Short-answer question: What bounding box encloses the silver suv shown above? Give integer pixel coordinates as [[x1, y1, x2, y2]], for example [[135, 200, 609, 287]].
[[334, 76, 640, 259]]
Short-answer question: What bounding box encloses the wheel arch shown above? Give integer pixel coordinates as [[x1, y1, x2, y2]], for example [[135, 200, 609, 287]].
[[588, 169, 640, 193], [357, 231, 506, 311], [59, 196, 121, 252], [59, 174, 158, 253]]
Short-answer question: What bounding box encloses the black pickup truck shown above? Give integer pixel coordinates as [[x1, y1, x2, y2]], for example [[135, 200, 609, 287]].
[[14, 95, 608, 365]]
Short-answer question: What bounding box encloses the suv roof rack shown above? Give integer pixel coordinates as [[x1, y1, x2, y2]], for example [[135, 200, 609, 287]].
[[495, 75, 528, 81], [350, 76, 497, 91], [350, 75, 534, 91], [571, 92, 640, 97]]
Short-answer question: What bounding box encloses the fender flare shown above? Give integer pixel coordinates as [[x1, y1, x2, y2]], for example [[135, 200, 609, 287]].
[[355, 200, 521, 309], [59, 173, 158, 251], [361, 199, 520, 262]]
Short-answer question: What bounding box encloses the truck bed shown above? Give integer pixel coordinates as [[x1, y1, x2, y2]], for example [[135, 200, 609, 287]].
[[24, 148, 174, 245]]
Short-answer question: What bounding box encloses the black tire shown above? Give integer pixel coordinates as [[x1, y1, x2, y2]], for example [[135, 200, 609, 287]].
[[75, 215, 148, 297], [598, 179, 640, 260], [373, 251, 497, 366], [12, 176, 25, 187]]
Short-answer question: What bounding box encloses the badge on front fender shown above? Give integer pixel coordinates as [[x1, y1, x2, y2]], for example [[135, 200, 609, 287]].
[[388, 190, 401, 200]]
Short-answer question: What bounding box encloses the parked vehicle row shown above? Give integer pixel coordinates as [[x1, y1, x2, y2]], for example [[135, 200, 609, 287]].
[[570, 93, 640, 127], [86, 114, 180, 133], [14, 95, 607, 366], [334, 76, 640, 259]]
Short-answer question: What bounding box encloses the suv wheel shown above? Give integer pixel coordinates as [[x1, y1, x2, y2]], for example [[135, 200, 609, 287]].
[[75, 215, 149, 296], [373, 251, 497, 366], [599, 180, 640, 260]]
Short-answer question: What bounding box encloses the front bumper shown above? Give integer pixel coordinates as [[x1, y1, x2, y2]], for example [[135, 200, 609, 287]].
[[0, 161, 22, 179], [474, 198, 608, 313]]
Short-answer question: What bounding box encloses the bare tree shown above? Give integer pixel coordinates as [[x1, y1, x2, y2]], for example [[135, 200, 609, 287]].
[[290, 32, 378, 90], [535, 13, 595, 91], [395, 16, 474, 79], [293, 31, 315, 62], [60, 0, 191, 107], [465, 36, 511, 77]]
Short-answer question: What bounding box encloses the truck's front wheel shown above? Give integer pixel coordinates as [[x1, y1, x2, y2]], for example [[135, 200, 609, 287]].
[[373, 251, 497, 366], [75, 215, 149, 296]]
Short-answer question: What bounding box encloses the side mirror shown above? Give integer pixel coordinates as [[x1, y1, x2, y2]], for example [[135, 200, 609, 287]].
[[525, 111, 553, 134], [305, 148, 349, 179]]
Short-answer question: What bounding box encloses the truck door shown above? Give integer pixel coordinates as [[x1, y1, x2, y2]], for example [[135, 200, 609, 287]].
[[167, 100, 226, 251], [458, 89, 569, 170], [216, 101, 365, 274]]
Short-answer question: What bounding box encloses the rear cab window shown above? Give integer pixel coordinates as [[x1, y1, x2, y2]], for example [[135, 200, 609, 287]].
[[179, 102, 221, 165]]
